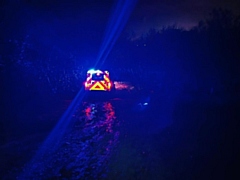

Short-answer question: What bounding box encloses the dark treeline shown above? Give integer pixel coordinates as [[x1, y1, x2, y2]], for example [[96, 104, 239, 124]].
[[109, 8, 240, 95], [0, 8, 240, 117], [1, 8, 240, 99]]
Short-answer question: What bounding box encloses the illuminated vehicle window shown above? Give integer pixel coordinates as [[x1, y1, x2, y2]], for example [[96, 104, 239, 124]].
[[92, 74, 104, 81]]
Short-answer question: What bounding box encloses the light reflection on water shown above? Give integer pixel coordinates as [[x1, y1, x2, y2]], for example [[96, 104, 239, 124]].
[[74, 101, 120, 178], [19, 101, 120, 179]]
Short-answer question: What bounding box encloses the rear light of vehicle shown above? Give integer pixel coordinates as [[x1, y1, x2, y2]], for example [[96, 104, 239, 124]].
[[84, 82, 89, 88]]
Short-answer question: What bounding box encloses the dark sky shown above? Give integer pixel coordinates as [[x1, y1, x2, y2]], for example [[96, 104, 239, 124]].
[[126, 0, 240, 35], [3, 0, 239, 35], [2, 0, 240, 49]]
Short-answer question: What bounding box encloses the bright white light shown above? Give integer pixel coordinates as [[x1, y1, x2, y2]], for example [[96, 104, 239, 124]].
[[95, 70, 102, 73], [143, 102, 148, 106], [87, 69, 104, 74], [87, 69, 95, 73]]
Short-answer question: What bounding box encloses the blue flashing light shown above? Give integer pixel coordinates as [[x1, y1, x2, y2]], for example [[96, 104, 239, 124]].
[[87, 69, 95, 73], [94, 0, 137, 67]]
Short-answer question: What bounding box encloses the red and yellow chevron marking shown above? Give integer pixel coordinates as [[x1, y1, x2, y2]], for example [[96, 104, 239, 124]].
[[104, 73, 110, 83], [88, 81, 109, 91]]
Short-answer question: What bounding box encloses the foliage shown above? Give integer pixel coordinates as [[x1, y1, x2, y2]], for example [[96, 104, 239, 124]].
[[1, 8, 240, 97]]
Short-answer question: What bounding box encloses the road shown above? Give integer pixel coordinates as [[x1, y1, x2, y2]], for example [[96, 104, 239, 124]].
[[18, 91, 172, 179], [1, 90, 239, 179]]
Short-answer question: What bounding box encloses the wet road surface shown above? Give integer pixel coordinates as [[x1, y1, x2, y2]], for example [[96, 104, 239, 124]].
[[1, 91, 240, 179]]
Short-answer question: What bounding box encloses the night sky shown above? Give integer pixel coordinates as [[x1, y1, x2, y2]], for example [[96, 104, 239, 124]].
[[2, 0, 240, 35], [126, 0, 240, 36], [1, 0, 239, 61]]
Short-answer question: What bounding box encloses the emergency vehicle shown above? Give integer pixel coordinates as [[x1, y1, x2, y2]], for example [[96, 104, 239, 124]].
[[84, 69, 115, 91]]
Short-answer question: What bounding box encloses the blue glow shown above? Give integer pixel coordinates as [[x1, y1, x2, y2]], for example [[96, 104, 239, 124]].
[[95, 0, 137, 67], [134, 96, 151, 111], [19, 88, 87, 178], [18, 1, 137, 178], [87, 69, 95, 73]]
